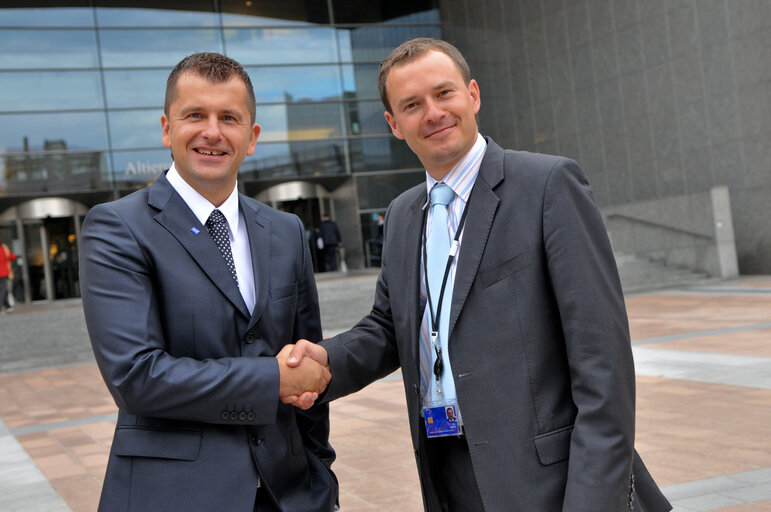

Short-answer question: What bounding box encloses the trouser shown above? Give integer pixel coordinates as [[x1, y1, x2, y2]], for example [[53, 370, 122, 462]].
[[0, 278, 7, 312], [423, 425, 485, 512]]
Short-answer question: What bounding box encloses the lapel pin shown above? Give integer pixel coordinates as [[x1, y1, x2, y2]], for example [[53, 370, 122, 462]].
[[191, 227, 200, 235]]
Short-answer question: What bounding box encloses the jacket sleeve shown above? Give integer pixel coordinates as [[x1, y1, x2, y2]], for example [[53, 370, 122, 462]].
[[541, 159, 636, 510], [79, 203, 280, 426]]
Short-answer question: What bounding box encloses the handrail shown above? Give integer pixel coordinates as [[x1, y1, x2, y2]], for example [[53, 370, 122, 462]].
[[604, 213, 714, 242]]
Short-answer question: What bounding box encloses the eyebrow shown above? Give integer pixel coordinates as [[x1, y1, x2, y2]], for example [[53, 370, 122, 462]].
[[395, 80, 458, 108]]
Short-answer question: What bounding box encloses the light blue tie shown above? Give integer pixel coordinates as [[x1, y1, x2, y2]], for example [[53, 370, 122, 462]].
[[423, 183, 457, 402]]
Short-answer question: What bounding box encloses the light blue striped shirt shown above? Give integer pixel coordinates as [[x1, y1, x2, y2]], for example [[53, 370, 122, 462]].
[[419, 133, 487, 412]]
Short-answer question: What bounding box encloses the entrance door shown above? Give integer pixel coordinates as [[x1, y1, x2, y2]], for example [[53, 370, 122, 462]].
[[23, 217, 79, 301], [276, 198, 322, 272]]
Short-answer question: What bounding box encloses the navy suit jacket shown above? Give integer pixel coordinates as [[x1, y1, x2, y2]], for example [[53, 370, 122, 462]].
[[80, 172, 337, 512], [321, 138, 671, 511]]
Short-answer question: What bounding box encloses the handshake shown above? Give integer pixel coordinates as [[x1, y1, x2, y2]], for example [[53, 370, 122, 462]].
[[276, 340, 330, 410]]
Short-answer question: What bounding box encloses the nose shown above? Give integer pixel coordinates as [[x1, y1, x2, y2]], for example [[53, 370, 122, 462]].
[[423, 98, 446, 124], [201, 116, 223, 141]]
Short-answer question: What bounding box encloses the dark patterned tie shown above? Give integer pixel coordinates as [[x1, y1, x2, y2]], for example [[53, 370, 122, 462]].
[[206, 209, 238, 286]]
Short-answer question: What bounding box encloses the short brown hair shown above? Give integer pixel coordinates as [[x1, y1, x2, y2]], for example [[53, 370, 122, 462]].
[[378, 38, 471, 114], [165, 52, 256, 124]]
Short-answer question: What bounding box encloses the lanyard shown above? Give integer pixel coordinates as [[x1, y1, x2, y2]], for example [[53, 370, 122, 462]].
[[421, 190, 471, 382]]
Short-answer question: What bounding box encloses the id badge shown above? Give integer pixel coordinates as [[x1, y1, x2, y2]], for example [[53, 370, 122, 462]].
[[423, 400, 461, 438]]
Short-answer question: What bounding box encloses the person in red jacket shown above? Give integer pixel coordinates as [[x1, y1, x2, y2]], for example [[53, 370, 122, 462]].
[[0, 239, 17, 314]]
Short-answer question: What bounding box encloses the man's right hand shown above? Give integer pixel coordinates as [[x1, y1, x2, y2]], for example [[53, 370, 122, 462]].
[[276, 344, 330, 409], [279, 340, 330, 410]]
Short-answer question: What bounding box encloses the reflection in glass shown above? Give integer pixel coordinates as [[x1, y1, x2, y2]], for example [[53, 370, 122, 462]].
[[0, 5, 93, 27], [220, 0, 328, 26], [98, 29, 223, 67], [243, 140, 346, 178], [332, 0, 439, 24], [107, 110, 164, 149], [224, 27, 338, 65], [355, 171, 424, 210], [2, 149, 109, 195], [103, 69, 168, 108], [0, 112, 108, 154], [257, 103, 343, 142], [353, 100, 391, 136], [111, 148, 170, 185], [0, 71, 104, 112], [348, 25, 441, 62], [95, 2, 217, 27], [248, 65, 344, 103], [347, 137, 422, 173], [0, 29, 99, 69]]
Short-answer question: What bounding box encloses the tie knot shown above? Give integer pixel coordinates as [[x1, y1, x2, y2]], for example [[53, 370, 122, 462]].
[[207, 209, 226, 226], [430, 183, 454, 207]]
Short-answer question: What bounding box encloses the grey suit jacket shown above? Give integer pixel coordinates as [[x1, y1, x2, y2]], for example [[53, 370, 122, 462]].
[[321, 138, 671, 511], [80, 172, 337, 512]]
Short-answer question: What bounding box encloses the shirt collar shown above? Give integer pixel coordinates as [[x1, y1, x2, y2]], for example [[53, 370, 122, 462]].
[[166, 163, 240, 236], [423, 132, 487, 209]]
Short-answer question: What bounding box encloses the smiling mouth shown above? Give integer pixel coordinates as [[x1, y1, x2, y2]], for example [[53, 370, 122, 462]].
[[195, 149, 226, 156], [424, 124, 455, 139]]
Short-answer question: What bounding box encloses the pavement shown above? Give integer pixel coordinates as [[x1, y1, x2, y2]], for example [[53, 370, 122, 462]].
[[0, 271, 769, 511]]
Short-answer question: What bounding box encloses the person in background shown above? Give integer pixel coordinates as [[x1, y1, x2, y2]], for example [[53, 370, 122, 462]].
[[0, 239, 16, 315], [317, 213, 341, 272]]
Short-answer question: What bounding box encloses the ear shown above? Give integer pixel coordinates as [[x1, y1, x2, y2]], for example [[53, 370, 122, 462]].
[[161, 114, 171, 149], [246, 123, 261, 156], [469, 79, 481, 115], [384, 111, 404, 140]]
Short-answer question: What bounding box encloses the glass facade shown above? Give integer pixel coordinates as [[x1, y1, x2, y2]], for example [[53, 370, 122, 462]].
[[0, 1, 440, 294]]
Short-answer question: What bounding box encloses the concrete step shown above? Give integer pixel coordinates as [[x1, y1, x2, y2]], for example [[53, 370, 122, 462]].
[[614, 253, 710, 292]]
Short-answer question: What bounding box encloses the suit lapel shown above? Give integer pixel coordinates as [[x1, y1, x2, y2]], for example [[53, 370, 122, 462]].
[[241, 198, 270, 330], [149, 174, 250, 319], [449, 138, 504, 337]]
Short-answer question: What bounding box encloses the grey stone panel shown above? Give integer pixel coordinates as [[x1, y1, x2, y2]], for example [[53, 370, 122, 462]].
[[569, 41, 596, 90], [545, 7, 569, 57], [657, 150, 686, 197], [530, 62, 553, 103], [706, 91, 742, 143], [587, 0, 615, 40], [701, 43, 735, 97], [591, 34, 620, 84], [742, 133, 771, 188], [640, 14, 670, 68], [637, 0, 671, 22], [731, 186, 771, 273], [671, 54, 706, 105], [616, 23, 646, 76], [532, 100, 555, 142], [649, 106, 682, 160], [552, 93, 578, 136], [626, 114, 659, 202], [696, 0, 730, 49], [521, 0, 544, 25], [565, 1, 591, 47], [550, 51, 574, 98], [574, 86, 602, 134], [678, 99, 711, 153], [736, 81, 771, 138], [682, 147, 716, 195], [667, 3, 701, 59], [619, 70, 649, 119], [645, 61, 676, 111], [557, 132, 581, 162], [514, 105, 536, 149], [730, 30, 771, 88], [603, 124, 634, 204], [596, 78, 624, 126], [710, 140, 747, 190], [725, 0, 771, 38], [524, 19, 548, 65], [613, 0, 639, 31]]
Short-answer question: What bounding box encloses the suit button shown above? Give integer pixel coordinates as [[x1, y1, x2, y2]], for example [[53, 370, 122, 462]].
[[245, 333, 256, 344], [250, 435, 262, 446], [230, 411, 238, 420], [221, 411, 229, 420], [239, 411, 247, 421], [247, 412, 255, 421]]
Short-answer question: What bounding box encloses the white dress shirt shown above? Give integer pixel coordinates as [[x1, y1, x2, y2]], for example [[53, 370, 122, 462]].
[[166, 164, 256, 314]]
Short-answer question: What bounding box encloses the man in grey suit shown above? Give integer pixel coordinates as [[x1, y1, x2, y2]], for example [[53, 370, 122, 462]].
[[286, 38, 672, 511], [80, 53, 336, 512]]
